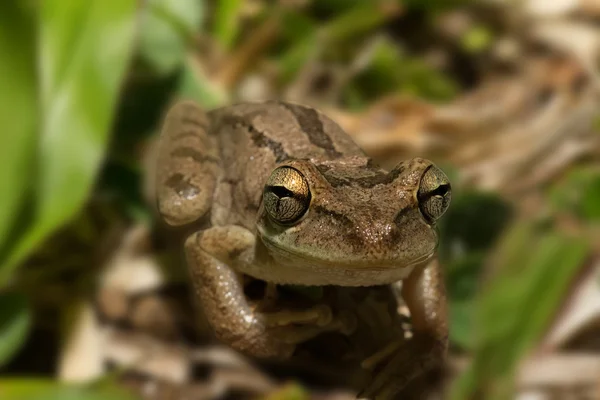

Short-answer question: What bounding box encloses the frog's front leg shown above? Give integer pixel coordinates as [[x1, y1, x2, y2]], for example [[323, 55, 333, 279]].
[[185, 226, 354, 359], [359, 258, 448, 399]]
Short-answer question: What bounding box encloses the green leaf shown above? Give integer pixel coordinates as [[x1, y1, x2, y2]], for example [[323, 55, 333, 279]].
[[321, 1, 402, 43], [260, 382, 309, 400], [212, 0, 243, 50], [549, 168, 600, 222], [178, 57, 229, 108], [0, 293, 31, 367], [435, 188, 511, 350], [446, 254, 485, 350], [0, 2, 37, 260], [461, 25, 494, 53], [279, 11, 317, 44], [450, 300, 475, 350], [139, 0, 204, 74], [581, 176, 600, 221], [0, 0, 138, 285], [0, 380, 138, 400], [278, 33, 320, 84]]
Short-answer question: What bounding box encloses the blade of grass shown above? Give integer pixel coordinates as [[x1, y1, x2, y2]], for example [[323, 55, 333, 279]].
[[212, 0, 243, 50]]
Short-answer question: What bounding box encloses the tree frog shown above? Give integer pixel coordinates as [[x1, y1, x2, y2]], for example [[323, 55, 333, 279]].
[[155, 100, 451, 399]]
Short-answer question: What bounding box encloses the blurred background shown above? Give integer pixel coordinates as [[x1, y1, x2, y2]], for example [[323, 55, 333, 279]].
[[1, 0, 600, 399]]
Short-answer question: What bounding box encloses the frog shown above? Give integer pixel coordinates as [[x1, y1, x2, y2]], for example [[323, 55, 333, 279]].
[[155, 100, 451, 399]]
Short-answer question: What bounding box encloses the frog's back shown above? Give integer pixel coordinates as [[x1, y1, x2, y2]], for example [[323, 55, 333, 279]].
[[208, 101, 366, 162]]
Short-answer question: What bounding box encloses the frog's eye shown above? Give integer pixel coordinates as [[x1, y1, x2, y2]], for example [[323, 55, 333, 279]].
[[263, 166, 311, 225], [417, 165, 451, 223]]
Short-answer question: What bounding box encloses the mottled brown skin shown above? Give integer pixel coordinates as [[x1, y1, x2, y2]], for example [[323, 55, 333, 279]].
[[155, 100, 451, 399]]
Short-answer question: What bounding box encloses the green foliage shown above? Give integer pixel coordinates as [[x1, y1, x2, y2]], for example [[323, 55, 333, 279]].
[[277, 1, 402, 85], [320, 1, 401, 43], [450, 219, 591, 399], [178, 58, 229, 108], [139, 0, 204, 74], [549, 168, 600, 222], [0, 379, 138, 400], [137, 0, 226, 107], [461, 25, 494, 54], [35, 0, 137, 250], [0, 0, 138, 285], [438, 191, 513, 350], [403, 0, 473, 13], [438, 192, 513, 259], [448, 167, 599, 397], [0, 293, 31, 367], [278, 9, 317, 45], [347, 37, 458, 105], [0, 1, 137, 364], [212, 0, 243, 50], [446, 254, 484, 350], [260, 382, 309, 400], [593, 114, 600, 133], [278, 33, 321, 84], [0, 2, 37, 267], [310, 0, 368, 16]]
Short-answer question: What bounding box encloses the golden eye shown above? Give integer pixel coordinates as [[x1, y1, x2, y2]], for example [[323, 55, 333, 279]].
[[417, 165, 451, 223], [263, 167, 311, 225]]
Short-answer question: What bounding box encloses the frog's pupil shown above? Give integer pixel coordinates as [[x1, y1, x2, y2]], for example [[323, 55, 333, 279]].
[[419, 183, 450, 201], [268, 185, 294, 199]]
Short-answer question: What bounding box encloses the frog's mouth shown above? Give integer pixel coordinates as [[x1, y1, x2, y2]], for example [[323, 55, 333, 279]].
[[250, 231, 437, 286], [257, 228, 437, 271]]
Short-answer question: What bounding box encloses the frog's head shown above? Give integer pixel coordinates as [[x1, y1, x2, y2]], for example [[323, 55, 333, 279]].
[[255, 157, 451, 286]]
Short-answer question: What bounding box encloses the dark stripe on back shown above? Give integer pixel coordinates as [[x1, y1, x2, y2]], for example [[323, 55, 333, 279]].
[[279, 102, 343, 158], [222, 115, 289, 163]]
